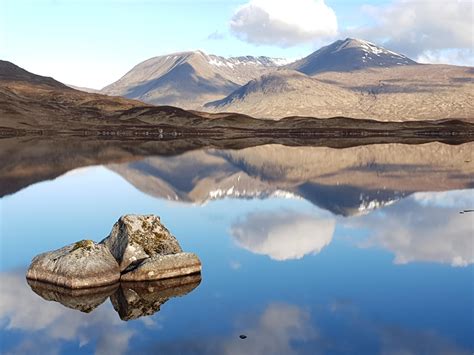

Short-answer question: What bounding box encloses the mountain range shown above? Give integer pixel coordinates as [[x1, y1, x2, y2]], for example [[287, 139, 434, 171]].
[[5, 58, 471, 139], [99, 38, 474, 121]]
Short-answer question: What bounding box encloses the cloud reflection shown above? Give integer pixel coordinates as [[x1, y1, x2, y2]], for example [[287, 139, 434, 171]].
[[222, 303, 317, 355], [0, 271, 133, 354], [231, 210, 335, 260], [348, 193, 474, 266]]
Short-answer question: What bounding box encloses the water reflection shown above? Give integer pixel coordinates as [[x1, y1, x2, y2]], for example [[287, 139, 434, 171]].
[[28, 280, 118, 313], [347, 190, 474, 266], [111, 275, 201, 321], [231, 210, 335, 261], [227, 190, 473, 266], [27, 274, 201, 320], [108, 142, 473, 216], [2, 140, 473, 218], [0, 271, 133, 355], [1, 141, 473, 354]]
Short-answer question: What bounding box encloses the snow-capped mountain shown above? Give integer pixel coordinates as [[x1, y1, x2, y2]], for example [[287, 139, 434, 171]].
[[101, 50, 287, 109], [99, 39, 474, 120], [286, 38, 417, 75]]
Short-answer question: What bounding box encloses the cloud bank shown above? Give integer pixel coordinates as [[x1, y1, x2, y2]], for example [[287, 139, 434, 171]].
[[230, 0, 338, 47]]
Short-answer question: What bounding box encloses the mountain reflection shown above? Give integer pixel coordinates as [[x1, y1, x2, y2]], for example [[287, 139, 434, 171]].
[[108, 142, 473, 216], [1, 139, 472, 218], [27, 274, 201, 321]]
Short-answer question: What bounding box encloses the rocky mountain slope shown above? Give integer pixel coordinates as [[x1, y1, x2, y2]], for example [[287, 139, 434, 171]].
[[101, 51, 287, 108]]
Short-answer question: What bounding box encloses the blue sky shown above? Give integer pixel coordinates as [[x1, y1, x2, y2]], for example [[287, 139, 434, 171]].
[[1, 0, 472, 88]]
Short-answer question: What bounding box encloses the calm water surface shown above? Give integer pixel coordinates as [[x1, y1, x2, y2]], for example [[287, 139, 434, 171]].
[[0, 143, 473, 355]]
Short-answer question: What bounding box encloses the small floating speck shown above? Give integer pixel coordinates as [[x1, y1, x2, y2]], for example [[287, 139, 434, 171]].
[[239, 335, 247, 339]]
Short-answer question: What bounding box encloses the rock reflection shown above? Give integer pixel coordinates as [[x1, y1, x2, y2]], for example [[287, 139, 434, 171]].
[[110, 274, 201, 321], [27, 274, 201, 321], [27, 280, 118, 313]]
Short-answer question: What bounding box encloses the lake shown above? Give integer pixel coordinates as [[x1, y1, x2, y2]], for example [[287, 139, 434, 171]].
[[0, 140, 473, 355]]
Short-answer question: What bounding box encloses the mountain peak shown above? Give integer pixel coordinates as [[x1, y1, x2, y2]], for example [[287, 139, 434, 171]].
[[286, 38, 417, 75]]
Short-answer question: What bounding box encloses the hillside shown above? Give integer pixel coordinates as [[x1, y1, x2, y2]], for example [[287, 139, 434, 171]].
[[205, 70, 365, 118], [205, 65, 474, 121]]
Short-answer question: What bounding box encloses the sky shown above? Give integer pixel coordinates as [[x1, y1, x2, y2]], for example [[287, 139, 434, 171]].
[[1, 0, 473, 89]]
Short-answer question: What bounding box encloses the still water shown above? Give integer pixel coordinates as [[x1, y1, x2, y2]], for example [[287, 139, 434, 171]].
[[0, 142, 473, 355]]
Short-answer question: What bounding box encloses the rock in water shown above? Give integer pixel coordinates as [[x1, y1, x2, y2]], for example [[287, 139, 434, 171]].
[[26, 240, 121, 289], [121, 253, 201, 282], [111, 274, 201, 320], [101, 215, 183, 272]]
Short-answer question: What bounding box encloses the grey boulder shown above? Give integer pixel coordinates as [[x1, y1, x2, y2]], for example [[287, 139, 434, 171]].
[[121, 252, 201, 282], [101, 215, 183, 272], [26, 240, 121, 289]]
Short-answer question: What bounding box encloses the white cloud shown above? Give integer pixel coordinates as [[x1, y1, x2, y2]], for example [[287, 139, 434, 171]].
[[230, 0, 338, 47], [351, 0, 474, 60], [231, 210, 335, 260]]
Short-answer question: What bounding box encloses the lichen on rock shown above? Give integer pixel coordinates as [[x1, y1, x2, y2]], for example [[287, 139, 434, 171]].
[[71, 239, 95, 252]]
